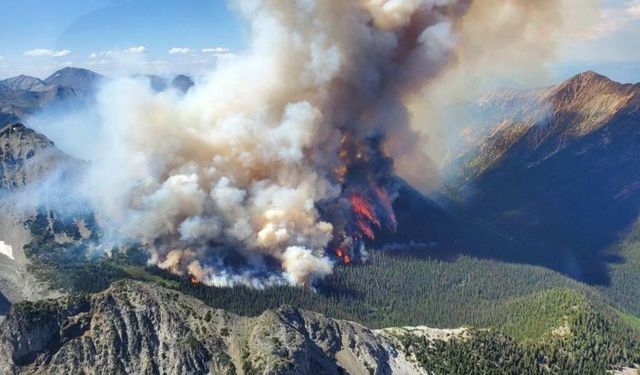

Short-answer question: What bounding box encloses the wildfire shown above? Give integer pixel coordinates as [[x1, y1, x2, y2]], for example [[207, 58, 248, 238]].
[[373, 187, 397, 231], [334, 245, 352, 264], [350, 192, 381, 234], [343, 254, 351, 264], [328, 130, 399, 265], [189, 274, 198, 285]]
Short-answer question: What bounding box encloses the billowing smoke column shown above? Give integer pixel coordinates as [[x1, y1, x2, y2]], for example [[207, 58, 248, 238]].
[[86, 0, 472, 287]]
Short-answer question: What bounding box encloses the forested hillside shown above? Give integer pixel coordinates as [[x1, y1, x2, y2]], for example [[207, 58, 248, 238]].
[[392, 289, 640, 374]]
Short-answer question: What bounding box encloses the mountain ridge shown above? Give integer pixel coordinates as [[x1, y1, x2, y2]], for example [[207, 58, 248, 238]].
[[0, 280, 422, 375], [450, 70, 640, 285]]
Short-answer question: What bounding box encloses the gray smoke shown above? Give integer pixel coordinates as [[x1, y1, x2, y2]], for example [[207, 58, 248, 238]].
[[79, 0, 474, 286]]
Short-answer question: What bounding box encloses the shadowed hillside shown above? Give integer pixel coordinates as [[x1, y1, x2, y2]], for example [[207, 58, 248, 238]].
[[446, 72, 640, 285]]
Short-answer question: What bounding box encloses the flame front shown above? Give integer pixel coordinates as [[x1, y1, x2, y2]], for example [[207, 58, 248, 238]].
[[325, 130, 398, 264]]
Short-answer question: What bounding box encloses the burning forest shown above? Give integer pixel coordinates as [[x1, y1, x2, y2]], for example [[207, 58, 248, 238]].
[[66, 0, 590, 288], [322, 132, 398, 265], [76, 0, 471, 288]]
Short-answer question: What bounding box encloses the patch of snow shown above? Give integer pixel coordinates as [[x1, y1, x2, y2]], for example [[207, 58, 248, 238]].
[[0, 241, 14, 260]]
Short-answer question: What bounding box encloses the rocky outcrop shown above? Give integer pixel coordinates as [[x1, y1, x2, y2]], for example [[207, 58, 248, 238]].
[[0, 280, 422, 375], [0, 123, 80, 190]]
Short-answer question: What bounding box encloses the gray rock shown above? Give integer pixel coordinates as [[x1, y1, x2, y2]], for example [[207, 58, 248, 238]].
[[0, 123, 79, 190]]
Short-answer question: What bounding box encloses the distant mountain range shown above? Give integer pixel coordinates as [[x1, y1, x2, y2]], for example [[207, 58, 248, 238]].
[[0, 68, 103, 126], [0, 67, 194, 127]]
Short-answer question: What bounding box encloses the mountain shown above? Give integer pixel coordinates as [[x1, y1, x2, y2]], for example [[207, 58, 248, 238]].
[[171, 74, 195, 93], [139, 74, 195, 93], [0, 68, 101, 127], [0, 280, 421, 374], [2, 279, 638, 374], [0, 123, 78, 190], [447, 71, 640, 285], [43, 67, 103, 93], [0, 68, 197, 127], [0, 75, 49, 92], [0, 73, 640, 373], [0, 124, 82, 323]]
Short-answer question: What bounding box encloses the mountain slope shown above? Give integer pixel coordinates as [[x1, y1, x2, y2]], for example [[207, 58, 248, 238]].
[[0, 280, 421, 375], [392, 289, 640, 374], [0, 124, 83, 321], [451, 71, 640, 285], [2, 279, 638, 374], [0, 123, 78, 190]]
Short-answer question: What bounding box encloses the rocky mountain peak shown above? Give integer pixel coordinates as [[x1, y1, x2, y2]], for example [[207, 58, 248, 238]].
[[544, 71, 640, 137], [44, 67, 104, 93]]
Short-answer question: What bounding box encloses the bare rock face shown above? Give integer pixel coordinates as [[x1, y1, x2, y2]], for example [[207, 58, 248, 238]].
[[0, 280, 421, 375], [0, 124, 81, 321], [0, 123, 79, 190]]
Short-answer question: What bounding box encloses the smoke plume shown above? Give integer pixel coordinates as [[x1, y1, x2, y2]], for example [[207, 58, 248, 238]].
[[79, 0, 580, 287]]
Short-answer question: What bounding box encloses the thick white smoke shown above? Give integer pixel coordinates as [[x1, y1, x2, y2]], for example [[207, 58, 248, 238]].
[[83, 0, 472, 286]]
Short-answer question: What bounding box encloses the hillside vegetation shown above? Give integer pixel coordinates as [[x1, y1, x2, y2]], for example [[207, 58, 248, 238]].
[[395, 289, 640, 374]]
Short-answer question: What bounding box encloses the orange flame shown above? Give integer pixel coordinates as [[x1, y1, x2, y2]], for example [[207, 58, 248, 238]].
[[373, 187, 397, 230], [350, 193, 381, 228], [334, 245, 352, 264], [343, 254, 352, 264], [357, 220, 376, 239]]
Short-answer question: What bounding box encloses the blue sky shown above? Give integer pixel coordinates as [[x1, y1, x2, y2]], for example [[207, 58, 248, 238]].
[[0, 0, 639, 82], [0, 0, 247, 78]]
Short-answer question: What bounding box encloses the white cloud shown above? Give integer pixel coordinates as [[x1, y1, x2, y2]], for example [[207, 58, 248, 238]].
[[87, 59, 113, 66], [201, 47, 230, 54], [126, 46, 147, 54], [201, 47, 234, 59], [24, 49, 71, 57], [628, 0, 640, 16], [89, 50, 114, 59], [169, 47, 192, 54]]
